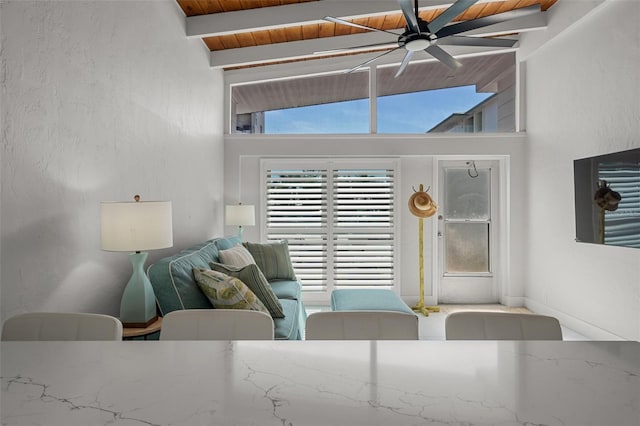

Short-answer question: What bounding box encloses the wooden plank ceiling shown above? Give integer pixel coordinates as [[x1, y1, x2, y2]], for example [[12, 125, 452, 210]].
[[176, 0, 558, 70]]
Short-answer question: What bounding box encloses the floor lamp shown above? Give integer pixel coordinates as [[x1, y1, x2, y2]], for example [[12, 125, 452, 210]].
[[408, 184, 440, 316]]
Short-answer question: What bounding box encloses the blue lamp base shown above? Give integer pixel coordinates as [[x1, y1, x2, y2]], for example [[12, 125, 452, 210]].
[[120, 252, 158, 328]]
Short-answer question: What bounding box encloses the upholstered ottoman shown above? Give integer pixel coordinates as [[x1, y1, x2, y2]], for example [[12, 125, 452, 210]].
[[330, 289, 415, 314]]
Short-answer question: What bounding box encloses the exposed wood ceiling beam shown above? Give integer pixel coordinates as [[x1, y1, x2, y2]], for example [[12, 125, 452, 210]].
[[211, 32, 393, 68], [211, 40, 513, 68], [210, 10, 545, 69], [186, 0, 509, 38]]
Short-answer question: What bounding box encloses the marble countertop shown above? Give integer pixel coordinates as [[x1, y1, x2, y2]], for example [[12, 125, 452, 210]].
[[1, 340, 639, 426]]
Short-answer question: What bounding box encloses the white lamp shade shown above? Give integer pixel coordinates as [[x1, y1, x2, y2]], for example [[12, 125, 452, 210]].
[[225, 204, 255, 226], [101, 201, 173, 252]]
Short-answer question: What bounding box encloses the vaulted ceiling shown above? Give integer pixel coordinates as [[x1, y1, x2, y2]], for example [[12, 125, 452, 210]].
[[175, 0, 558, 71]]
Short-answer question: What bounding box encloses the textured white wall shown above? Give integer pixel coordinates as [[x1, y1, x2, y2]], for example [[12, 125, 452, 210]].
[[523, 0, 640, 340], [224, 134, 526, 306], [0, 1, 224, 320]]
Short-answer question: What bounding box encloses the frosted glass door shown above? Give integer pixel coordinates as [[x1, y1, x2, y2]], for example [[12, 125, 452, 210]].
[[438, 161, 498, 303]]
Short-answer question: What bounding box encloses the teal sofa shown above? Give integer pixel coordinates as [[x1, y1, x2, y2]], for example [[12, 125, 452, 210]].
[[147, 236, 306, 340]]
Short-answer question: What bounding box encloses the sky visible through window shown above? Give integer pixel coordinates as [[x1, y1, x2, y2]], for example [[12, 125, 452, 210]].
[[264, 85, 492, 134]]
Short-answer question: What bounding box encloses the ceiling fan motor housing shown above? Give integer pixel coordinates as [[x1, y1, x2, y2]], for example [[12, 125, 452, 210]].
[[400, 33, 433, 51], [399, 17, 436, 51]]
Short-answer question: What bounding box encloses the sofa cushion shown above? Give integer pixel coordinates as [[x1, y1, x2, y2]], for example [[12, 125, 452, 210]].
[[209, 262, 285, 319], [218, 244, 255, 267], [194, 268, 269, 314], [242, 241, 296, 281], [269, 279, 302, 301], [147, 240, 221, 315], [215, 236, 243, 251], [274, 299, 300, 340]]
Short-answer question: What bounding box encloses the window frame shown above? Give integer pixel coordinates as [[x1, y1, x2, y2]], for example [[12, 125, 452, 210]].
[[261, 158, 400, 303], [225, 52, 520, 135], [441, 165, 494, 277]]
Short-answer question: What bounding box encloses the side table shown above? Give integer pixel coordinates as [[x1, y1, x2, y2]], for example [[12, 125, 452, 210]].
[[122, 316, 163, 340]]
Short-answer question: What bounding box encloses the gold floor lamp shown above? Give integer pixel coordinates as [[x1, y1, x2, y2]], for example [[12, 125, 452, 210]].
[[408, 184, 440, 316]]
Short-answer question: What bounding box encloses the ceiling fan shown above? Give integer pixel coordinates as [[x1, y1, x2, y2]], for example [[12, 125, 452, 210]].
[[320, 0, 541, 77]]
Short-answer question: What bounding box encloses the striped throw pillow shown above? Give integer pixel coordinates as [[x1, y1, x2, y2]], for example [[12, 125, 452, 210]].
[[218, 244, 256, 267], [242, 241, 296, 281], [209, 262, 285, 319]]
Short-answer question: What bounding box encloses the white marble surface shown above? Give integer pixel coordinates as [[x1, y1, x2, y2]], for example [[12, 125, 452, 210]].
[[1, 340, 638, 426]]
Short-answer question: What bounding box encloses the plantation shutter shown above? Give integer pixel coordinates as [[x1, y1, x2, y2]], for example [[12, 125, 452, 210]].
[[265, 168, 328, 291], [333, 169, 395, 288], [264, 161, 397, 293]]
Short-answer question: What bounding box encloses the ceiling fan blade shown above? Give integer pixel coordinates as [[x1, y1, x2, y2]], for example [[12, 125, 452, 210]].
[[436, 4, 541, 39], [428, 0, 480, 34], [394, 50, 414, 78], [324, 16, 400, 37], [425, 45, 462, 70], [438, 36, 518, 48], [345, 46, 403, 73], [314, 41, 398, 55], [397, 0, 420, 34]]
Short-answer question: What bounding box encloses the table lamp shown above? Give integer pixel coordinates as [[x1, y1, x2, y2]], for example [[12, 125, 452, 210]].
[[225, 203, 255, 240], [101, 195, 173, 327]]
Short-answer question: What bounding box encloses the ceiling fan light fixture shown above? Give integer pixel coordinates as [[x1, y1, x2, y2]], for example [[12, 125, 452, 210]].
[[405, 38, 431, 51]]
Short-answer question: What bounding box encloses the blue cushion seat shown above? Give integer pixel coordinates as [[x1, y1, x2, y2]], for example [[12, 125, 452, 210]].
[[274, 299, 300, 340], [269, 279, 302, 301], [331, 289, 414, 315]]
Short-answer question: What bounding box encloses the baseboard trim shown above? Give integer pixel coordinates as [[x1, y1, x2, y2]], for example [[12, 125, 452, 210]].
[[403, 296, 438, 306], [524, 298, 625, 340], [501, 296, 525, 307]]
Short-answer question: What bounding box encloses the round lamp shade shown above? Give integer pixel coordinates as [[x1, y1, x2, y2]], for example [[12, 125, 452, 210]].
[[225, 204, 256, 226], [101, 201, 173, 252]]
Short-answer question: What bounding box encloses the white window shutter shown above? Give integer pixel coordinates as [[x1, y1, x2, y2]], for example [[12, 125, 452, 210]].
[[333, 169, 395, 288], [264, 163, 396, 293], [266, 169, 329, 290]]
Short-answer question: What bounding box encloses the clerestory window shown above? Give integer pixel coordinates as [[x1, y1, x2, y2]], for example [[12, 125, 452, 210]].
[[230, 52, 515, 134]]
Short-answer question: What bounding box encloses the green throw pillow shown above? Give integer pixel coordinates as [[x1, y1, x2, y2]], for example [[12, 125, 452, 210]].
[[209, 262, 285, 319], [242, 241, 296, 281], [193, 268, 269, 314]]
